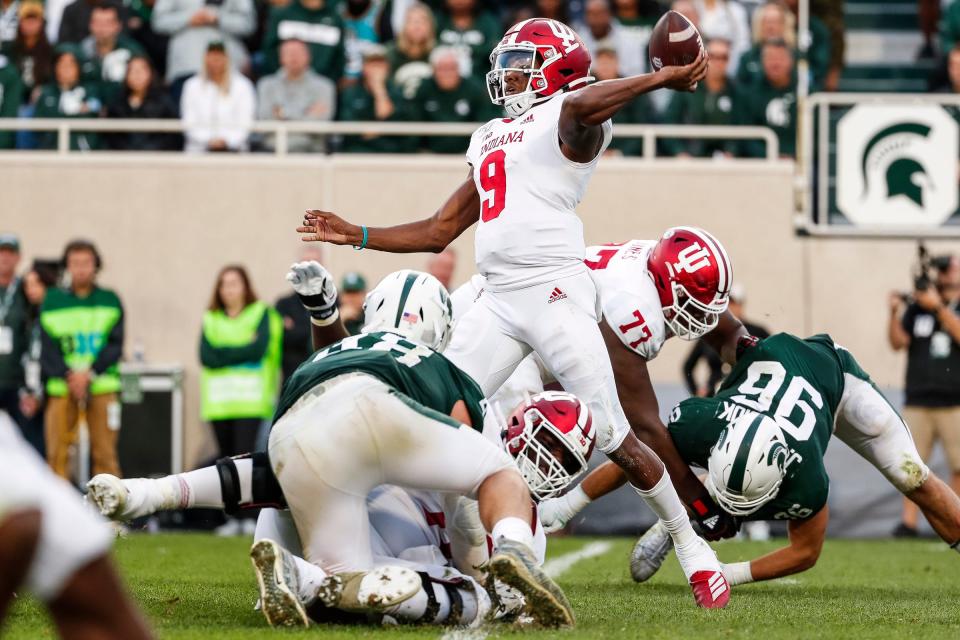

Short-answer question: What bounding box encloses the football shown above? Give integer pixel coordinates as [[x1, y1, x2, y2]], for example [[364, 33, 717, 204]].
[[648, 10, 705, 71]]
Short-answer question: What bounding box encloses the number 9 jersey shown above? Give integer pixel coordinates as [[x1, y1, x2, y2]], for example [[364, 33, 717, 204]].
[[466, 93, 613, 291]]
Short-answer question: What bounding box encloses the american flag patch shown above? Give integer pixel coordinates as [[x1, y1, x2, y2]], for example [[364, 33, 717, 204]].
[[401, 311, 419, 325]]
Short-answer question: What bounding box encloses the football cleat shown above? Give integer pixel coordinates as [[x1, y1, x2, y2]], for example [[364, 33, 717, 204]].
[[630, 520, 674, 583], [316, 565, 420, 613], [487, 539, 575, 627], [675, 537, 729, 609], [249, 539, 310, 628], [87, 474, 178, 521]]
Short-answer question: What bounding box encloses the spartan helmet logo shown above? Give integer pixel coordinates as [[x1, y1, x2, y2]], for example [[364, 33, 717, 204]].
[[861, 123, 933, 209]]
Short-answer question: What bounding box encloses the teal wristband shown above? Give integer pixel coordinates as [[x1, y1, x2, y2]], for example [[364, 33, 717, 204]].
[[353, 224, 368, 251], [353, 225, 368, 251]]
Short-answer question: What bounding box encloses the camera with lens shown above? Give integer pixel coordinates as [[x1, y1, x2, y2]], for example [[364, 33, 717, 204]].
[[902, 242, 954, 302]]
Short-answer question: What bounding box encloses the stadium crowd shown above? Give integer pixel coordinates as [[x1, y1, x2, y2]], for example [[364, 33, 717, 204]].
[[0, 0, 852, 156]]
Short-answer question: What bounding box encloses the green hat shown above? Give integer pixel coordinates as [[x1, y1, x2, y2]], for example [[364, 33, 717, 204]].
[[0, 234, 20, 252], [341, 272, 367, 292]]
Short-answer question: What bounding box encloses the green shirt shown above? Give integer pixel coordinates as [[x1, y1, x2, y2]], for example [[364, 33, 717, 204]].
[[275, 331, 486, 430], [34, 82, 103, 150], [0, 57, 23, 149], [741, 73, 797, 158], [79, 35, 146, 104], [336, 82, 414, 153], [0, 278, 28, 388], [261, 1, 346, 80], [662, 81, 741, 157], [411, 76, 494, 154], [434, 11, 501, 81], [669, 333, 860, 521]]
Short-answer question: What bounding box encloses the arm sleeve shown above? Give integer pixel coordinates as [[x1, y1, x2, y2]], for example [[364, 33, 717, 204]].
[[181, 80, 213, 148], [39, 322, 70, 379], [91, 305, 124, 374], [221, 78, 255, 149], [151, 0, 193, 35], [681, 342, 703, 395], [217, 0, 256, 37], [199, 311, 271, 368], [256, 78, 272, 120]]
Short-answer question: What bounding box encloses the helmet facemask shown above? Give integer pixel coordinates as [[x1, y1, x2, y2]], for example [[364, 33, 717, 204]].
[[487, 45, 550, 117], [504, 407, 589, 501], [663, 281, 728, 341]]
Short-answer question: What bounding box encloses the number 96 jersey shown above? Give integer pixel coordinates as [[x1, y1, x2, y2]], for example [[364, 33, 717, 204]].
[[467, 93, 612, 292], [585, 240, 669, 361]]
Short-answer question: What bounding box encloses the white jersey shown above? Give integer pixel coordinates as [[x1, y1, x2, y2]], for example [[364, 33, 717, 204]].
[[585, 240, 669, 361], [466, 93, 613, 291]]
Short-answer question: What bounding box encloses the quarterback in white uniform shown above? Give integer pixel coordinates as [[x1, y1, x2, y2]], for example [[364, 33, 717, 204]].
[[299, 18, 729, 608]]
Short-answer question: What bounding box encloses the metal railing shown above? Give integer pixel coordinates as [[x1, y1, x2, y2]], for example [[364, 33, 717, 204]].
[[0, 118, 779, 160]]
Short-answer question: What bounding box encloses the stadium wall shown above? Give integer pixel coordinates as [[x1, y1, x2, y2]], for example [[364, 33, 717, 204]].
[[3, 153, 950, 470]]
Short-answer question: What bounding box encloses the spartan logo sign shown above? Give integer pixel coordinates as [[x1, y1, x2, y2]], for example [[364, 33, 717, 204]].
[[837, 104, 958, 228]]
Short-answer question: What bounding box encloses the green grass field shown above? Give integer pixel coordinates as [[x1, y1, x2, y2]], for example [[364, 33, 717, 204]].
[[4, 534, 959, 639]]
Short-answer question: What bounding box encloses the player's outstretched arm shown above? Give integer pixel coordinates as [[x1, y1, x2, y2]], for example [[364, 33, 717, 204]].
[[702, 310, 749, 365], [299, 171, 480, 254], [285, 261, 349, 350], [729, 506, 829, 585]]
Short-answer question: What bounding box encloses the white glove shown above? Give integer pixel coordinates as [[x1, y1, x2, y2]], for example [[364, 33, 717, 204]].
[[285, 261, 339, 325], [537, 486, 591, 534]]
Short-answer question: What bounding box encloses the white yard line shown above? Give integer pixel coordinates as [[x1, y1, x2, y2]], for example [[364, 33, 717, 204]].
[[440, 630, 489, 640], [542, 540, 615, 579]]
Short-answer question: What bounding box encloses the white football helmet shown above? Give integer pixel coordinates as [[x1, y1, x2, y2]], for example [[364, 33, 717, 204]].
[[361, 270, 453, 352], [706, 413, 800, 516]]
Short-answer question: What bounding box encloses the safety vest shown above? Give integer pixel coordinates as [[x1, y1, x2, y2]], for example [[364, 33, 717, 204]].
[[200, 302, 283, 421], [40, 287, 123, 397]]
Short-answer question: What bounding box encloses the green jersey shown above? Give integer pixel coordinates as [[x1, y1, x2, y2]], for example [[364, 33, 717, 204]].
[[274, 331, 486, 430], [669, 333, 867, 521]]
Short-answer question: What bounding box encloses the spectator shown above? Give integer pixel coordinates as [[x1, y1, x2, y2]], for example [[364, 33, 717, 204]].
[[0, 54, 22, 148], [434, 0, 499, 81], [256, 38, 335, 153], [534, 0, 571, 25], [341, 0, 384, 80], [105, 54, 180, 150], [338, 271, 366, 335], [809, 0, 843, 89], [18, 259, 59, 457], [57, 0, 129, 44], [180, 41, 256, 152], [338, 44, 410, 152], [34, 44, 102, 151], [411, 45, 490, 153], [782, 0, 831, 90], [662, 37, 740, 158], [125, 0, 170, 80], [591, 46, 652, 156], [577, 0, 646, 78], [151, 0, 255, 90], [671, 0, 700, 28], [682, 282, 770, 398], [0, 0, 17, 48], [40, 239, 124, 480], [737, 1, 794, 88], [889, 257, 960, 537], [79, 2, 146, 101], [274, 246, 324, 382], [386, 2, 434, 99], [260, 0, 346, 81], [613, 0, 665, 63], [1, 1, 54, 103], [741, 38, 796, 158], [0, 235, 29, 441], [426, 247, 456, 290], [199, 264, 282, 534], [693, 0, 750, 75]]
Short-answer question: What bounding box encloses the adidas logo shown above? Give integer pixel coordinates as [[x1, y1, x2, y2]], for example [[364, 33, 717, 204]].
[[702, 515, 719, 530], [547, 287, 567, 304], [708, 572, 728, 601], [520, 113, 535, 125]]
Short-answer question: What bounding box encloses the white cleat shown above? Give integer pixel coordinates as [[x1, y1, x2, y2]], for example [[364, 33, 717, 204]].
[[250, 539, 310, 628], [87, 474, 176, 521], [630, 520, 674, 583], [316, 565, 420, 613], [86, 474, 130, 519]]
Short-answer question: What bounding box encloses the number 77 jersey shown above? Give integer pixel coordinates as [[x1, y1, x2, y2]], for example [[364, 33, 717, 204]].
[[466, 93, 612, 291]]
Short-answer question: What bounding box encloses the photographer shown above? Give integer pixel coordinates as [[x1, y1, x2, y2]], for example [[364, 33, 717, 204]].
[[888, 254, 960, 537]]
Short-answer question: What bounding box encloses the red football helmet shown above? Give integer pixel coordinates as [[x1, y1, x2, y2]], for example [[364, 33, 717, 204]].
[[646, 227, 732, 340], [502, 391, 595, 501], [487, 18, 593, 117]]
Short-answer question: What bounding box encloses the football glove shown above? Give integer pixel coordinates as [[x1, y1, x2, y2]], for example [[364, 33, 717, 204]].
[[537, 486, 591, 534], [286, 261, 339, 325], [692, 499, 740, 541]]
